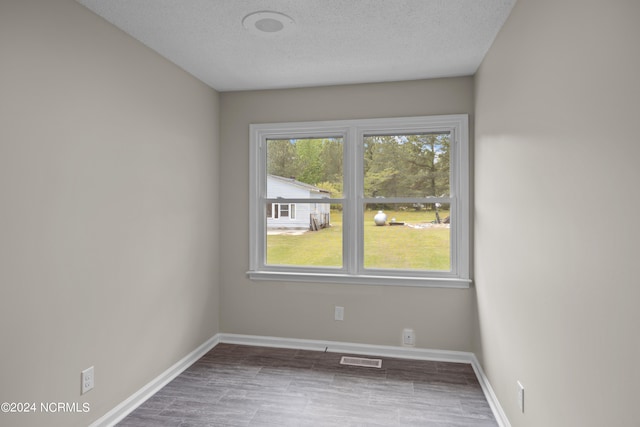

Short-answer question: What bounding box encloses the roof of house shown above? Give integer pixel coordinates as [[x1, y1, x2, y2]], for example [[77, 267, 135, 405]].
[[268, 174, 330, 194]]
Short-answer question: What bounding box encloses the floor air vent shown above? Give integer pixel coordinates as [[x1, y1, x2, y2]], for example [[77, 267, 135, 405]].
[[339, 356, 383, 368]]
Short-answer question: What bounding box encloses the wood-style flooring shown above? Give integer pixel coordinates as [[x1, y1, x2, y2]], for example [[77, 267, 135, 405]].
[[117, 344, 498, 426]]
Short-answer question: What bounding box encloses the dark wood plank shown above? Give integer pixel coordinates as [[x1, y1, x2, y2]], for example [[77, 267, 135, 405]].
[[117, 344, 498, 426]]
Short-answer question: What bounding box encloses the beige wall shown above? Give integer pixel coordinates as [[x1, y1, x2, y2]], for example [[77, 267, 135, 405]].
[[0, 1, 220, 426], [474, 0, 640, 426], [220, 78, 476, 351]]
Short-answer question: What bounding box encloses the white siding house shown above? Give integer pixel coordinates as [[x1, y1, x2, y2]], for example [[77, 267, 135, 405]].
[[267, 175, 331, 230]]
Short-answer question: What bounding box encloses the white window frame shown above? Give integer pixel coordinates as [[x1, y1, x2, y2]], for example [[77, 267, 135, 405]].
[[248, 115, 471, 288]]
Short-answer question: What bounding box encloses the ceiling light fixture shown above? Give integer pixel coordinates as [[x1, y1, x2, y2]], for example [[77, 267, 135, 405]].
[[242, 11, 295, 36]]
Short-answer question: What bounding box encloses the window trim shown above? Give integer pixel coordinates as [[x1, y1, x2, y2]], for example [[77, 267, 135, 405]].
[[248, 115, 471, 288]]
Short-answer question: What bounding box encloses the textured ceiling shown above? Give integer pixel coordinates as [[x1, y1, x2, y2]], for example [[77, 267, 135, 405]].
[[77, 0, 516, 92]]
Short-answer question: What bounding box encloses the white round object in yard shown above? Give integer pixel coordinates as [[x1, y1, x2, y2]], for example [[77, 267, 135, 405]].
[[374, 211, 387, 226]]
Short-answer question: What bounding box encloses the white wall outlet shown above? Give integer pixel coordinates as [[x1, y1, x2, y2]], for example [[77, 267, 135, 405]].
[[81, 366, 94, 394], [334, 306, 344, 321], [517, 380, 525, 412], [402, 328, 415, 346]]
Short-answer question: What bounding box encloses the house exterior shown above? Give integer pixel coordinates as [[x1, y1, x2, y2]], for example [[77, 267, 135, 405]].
[[267, 175, 331, 230]]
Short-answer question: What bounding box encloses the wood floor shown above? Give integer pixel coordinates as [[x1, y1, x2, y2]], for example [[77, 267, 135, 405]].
[[117, 344, 498, 427]]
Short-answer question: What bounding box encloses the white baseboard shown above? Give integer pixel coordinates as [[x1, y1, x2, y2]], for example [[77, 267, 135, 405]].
[[91, 333, 510, 427], [89, 333, 220, 427], [469, 354, 512, 427], [219, 333, 473, 363]]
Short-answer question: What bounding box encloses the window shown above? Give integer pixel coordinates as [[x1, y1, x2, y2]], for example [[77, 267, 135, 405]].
[[249, 115, 470, 287], [280, 203, 290, 218], [267, 203, 296, 219]]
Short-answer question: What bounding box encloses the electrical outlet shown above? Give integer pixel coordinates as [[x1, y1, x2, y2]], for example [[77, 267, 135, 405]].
[[81, 366, 94, 394], [402, 328, 415, 346], [517, 381, 525, 412], [334, 306, 344, 321]]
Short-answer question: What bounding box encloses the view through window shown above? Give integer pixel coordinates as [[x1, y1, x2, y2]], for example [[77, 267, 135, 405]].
[[362, 133, 451, 271], [249, 115, 469, 287], [266, 137, 343, 268]]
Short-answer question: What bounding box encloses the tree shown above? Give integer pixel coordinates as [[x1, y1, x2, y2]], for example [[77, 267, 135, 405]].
[[319, 138, 343, 184], [267, 139, 296, 178], [267, 137, 343, 189], [266, 133, 450, 205], [405, 134, 450, 197], [363, 133, 450, 200], [294, 139, 324, 184]]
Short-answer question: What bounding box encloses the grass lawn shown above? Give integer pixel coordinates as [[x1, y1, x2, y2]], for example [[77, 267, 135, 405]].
[[267, 209, 451, 271]]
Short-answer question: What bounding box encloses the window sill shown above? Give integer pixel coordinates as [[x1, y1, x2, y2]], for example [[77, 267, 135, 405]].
[[246, 270, 472, 288]]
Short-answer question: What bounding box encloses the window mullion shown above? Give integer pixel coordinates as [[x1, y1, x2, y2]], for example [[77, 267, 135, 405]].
[[344, 126, 359, 275], [354, 127, 366, 275]]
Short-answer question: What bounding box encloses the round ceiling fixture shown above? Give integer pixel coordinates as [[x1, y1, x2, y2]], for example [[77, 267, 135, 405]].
[[242, 11, 295, 36]]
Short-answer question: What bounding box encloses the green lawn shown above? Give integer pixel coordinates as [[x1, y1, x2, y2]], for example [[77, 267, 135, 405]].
[[267, 209, 451, 271]]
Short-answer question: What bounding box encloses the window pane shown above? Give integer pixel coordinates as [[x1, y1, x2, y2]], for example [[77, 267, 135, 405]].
[[267, 205, 342, 268], [363, 203, 450, 271], [267, 138, 343, 199], [363, 133, 450, 197]]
